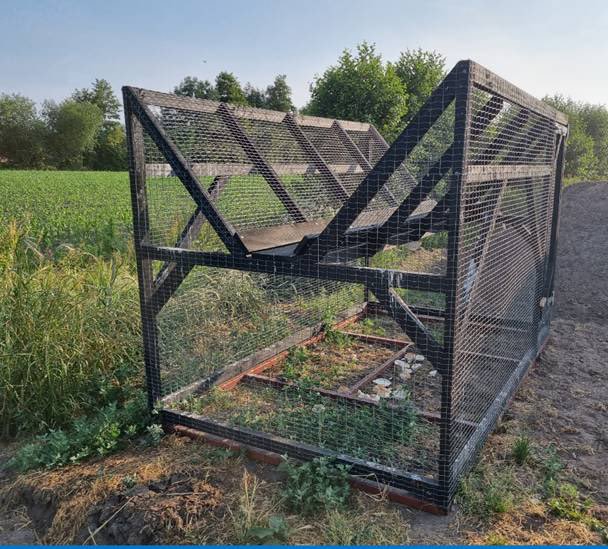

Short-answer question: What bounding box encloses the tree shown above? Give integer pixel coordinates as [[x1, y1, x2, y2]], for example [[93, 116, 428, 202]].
[[215, 72, 247, 105], [544, 94, 608, 178], [0, 94, 46, 167], [265, 75, 294, 112], [87, 123, 127, 170], [563, 120, 595, 178], [393, 49, 446, 122], [244, 83, 267, 108], [44, 99, 103, 169], [174, 76, 217, 100], [579, 103, 608, 175], [72, 79, 120, 122], [303, 42, 408, 140]]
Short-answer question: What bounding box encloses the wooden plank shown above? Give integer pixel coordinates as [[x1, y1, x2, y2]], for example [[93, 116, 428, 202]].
[[348, 345, 412, 394], [469, 61, 568, 126], [145, 162, 364, 177], [124, 92, 162, 407], [141, 244, 448, 292], [464, 164, 552, 183], [218, 103, 307, 223], [340, 331, 408, 349]]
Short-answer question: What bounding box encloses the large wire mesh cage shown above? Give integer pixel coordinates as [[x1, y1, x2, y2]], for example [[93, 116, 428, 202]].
[[123, 60, 568, 512]]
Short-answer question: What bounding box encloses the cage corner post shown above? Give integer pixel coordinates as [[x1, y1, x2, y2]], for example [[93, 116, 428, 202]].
[[123, 88, 162, 410], [437, 60, 474, 510]]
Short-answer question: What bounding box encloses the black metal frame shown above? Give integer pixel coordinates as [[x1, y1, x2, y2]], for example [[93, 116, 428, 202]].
[[123, 59, 568, 510]]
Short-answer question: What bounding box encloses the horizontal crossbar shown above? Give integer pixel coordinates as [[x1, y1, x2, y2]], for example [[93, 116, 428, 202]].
[[145, 162, 365, 177], [140, 245, 449, 293], [161, 409, 443, 504], [464, 164, 553, 182]]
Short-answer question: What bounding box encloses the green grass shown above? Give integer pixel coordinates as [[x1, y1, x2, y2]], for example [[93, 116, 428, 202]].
[[511, 435, 531, 465], [0, 221, 143, 437], [0, 170, 364, 443]]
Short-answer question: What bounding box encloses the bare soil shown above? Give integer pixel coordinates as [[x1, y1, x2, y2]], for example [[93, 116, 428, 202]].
[[1, 182, 606, 545]]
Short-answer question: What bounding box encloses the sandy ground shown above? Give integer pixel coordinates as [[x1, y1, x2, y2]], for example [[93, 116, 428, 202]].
[[1, 182, 606, 545]]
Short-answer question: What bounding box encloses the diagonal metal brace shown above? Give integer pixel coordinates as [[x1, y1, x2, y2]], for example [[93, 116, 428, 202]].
[[218, 104, 307, 223], [124, 87, 248, 256], [370, 284, 445, 372]]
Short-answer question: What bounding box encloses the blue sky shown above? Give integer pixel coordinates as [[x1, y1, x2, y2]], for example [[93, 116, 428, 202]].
[[2, 0, 607, 110]]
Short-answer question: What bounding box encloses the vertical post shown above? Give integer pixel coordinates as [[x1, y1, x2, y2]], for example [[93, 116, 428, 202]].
[[544, 131, 567, 300], [437, 61, 473, 508], [124, 90, 162, 409]]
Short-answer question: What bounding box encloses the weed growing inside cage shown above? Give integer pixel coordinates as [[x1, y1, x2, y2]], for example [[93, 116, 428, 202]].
[[355, 317, 387, 336], [278, 457, 351, 515], [282, 346, 312, 382], [323, 324, 354, 348], [233, 385, 420, 465], [267, 336, 395, 390]]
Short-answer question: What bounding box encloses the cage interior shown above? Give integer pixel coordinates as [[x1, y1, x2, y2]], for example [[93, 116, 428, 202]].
[[125, 60, 567, 510]]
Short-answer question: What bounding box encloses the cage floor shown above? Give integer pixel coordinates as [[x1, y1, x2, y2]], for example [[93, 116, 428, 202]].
[[170, 314, 445, 478], [173, 381, 439, 478]]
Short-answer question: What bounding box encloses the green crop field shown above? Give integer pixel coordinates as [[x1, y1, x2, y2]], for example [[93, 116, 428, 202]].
[[0, 170, 133, 256]]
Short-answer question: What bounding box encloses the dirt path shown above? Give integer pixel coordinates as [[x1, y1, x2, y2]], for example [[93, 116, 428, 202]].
[[405, 181, 608, 542], [509, 182, 608, 502]]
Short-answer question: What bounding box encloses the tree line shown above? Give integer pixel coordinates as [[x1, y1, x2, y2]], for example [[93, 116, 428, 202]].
[[0, 42, 606, 179]]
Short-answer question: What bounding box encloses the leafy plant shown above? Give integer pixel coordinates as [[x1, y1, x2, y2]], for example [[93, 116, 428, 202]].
[[547, 483, 590, 521], [244, 515, 290, 544], [357, 317, 386, 336], [278, 457, 351, 515], [540, 443, 563, 496], [8, 392, 150, 472], [282, 346, 311, 381], [145, 423, 165, 446], [512, 435, 531, 465], [457, 466, 516, 520]]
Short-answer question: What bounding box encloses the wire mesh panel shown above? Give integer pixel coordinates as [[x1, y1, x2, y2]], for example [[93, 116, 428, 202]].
[[123, 60, 567, 512]]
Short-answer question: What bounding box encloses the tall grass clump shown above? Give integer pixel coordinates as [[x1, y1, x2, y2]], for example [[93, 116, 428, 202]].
[[0, 220, 142, 438]]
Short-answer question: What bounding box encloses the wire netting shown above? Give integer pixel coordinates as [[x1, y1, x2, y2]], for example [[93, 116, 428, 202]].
[[125, 60, 567, 510]]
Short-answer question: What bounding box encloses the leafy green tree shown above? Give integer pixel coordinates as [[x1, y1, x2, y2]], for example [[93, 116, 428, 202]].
[[564, 120, 595, 178], [0, 94, 46, 167], [174, 76, 217, 100], [72, 79, 121, 122], [244, 83, 267, 108], [43, 99, 103, 169], [579, 103, 608, 175], [393, 48, 446, 122], [303, 42, 408, 140], [265, 74, 294, 112], [87, 123, 127, 170], [544, 94, 607, 178], [215, 72, 247, 105]]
